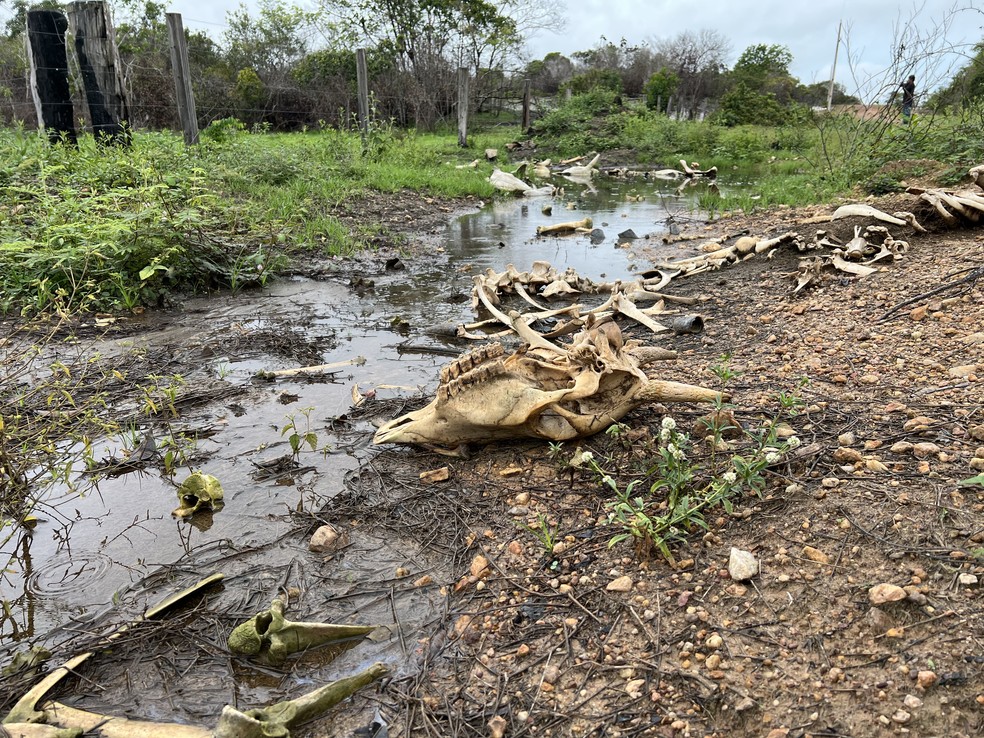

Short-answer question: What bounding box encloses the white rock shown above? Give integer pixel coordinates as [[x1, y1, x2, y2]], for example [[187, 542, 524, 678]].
[[607, 575, 634, 592], [903, 694, 923, 709], [891, 709, 911, 724], [728, 547, 759, 581], [958, 573, 978, 586]]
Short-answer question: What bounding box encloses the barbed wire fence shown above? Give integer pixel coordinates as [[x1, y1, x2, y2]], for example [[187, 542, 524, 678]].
[[5, 3, 544, 147]]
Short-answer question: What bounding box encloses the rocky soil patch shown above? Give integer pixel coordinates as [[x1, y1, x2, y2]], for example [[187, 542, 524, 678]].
[[315, 191, 983, 738]]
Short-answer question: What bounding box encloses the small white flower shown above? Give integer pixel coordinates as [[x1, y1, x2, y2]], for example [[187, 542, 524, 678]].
[[661, 417, 677, 431], [659, 428, 671, 441], [722, 471, 737, 484], [765, 452, 781, 464], [786, 436, 802, 449], [671, 445, 687, 461], [580, 451, 594, 463]]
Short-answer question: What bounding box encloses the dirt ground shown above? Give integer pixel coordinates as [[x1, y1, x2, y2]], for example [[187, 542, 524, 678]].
[[322, 182, 983, 738], [3, 172, 982, 738]]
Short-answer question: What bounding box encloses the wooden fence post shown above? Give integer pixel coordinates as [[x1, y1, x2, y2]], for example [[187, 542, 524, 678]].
[[26, 9, 76, 143], [166, 13, 198, 145], [356, 48, 369, 145], [457, 66, 469, 148], [521, 78, 531, 131], [67, 1, 130, 144]]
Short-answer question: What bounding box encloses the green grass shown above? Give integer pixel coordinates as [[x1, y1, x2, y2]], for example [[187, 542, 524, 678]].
[[531, 91, 984, 212], [0, 122, 507, 314], [4, 97, 982, 315]]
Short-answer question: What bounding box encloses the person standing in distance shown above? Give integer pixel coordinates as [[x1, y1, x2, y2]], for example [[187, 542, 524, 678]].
[[899, 75, 916, 123]]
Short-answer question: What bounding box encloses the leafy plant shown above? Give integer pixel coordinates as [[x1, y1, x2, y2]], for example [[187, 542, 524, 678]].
[[520, 513, 560, 554], [281, 407, 319, 461], [584, 375, 808, 563]]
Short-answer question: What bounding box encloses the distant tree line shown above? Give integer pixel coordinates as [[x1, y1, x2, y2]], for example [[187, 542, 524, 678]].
[[0, 0, 980, 134]]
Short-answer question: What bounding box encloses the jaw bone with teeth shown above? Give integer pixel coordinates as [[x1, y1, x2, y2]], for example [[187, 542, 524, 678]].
[[373, 322, 725, 451]]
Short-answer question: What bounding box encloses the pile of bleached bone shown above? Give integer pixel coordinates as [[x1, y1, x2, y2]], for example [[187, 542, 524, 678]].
[[906, 163, 984, 226], [459, 260, 702, 344], [468, 163, 984, 342]]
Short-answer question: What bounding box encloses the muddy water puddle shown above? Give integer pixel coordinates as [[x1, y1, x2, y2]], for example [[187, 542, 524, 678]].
[[1, 175, 710, 720]]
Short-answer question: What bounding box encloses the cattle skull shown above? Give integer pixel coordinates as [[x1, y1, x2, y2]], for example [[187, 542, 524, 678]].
[[373, 322, 724, 451]]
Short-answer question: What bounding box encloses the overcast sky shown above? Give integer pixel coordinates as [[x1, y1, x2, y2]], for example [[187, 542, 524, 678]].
[[158, 0, 979, 100], [29, 0, 980, 101]]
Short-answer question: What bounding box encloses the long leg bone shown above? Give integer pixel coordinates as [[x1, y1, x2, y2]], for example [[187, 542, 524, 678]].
[[536, 217, 593, 235]]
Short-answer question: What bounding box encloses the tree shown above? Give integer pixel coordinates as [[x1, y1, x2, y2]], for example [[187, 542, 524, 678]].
[[525, 51, 573, 94], [793, 81, 859, 108], [729, 43, 796, 104], [3, 0, 62, 38], [322, 0, 519, 128], [652, 29, 730, 119], [571, 37, 656, 96], [931, 41, 984, 108], [644, 67, 679, 113], [116, 1, 234, 129], [565, 68, 622, 95], [715, 82, 785, 126], [224, 0, 315, 76]]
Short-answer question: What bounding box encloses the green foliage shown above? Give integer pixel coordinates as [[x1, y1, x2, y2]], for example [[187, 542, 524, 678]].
[[932, 41, 984, 109], [730, 44, 795, 101], [564, 68, 623, 96], [644, 68, 679, 113], [532, 89, 623, 153], [281, 407, 320, 461], [715, 82, 788, 127], [200, 117, 248, 143], [863, 173, 905, 195], [0, 131, 244, 314], [0, 124, 502, 315], [579, 371, 809, 563], [521, 512, 560, 554]]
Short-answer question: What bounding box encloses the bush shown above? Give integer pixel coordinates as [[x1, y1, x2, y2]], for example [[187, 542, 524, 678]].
[[644, 68, 679, 113], [563, 69, 623, 96]]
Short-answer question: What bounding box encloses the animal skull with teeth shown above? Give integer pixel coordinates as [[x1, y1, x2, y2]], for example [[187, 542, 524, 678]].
[[373, 321, 725, 452]]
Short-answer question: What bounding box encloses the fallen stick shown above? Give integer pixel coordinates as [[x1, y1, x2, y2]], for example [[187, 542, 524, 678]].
[[875, 266, 984, 323]]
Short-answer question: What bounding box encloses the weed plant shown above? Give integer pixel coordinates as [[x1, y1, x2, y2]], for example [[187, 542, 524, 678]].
[[573, 357, 808, 563]]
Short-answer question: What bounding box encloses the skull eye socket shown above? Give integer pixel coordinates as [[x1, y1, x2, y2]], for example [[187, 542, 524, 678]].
[[254, 611, 274, 635]]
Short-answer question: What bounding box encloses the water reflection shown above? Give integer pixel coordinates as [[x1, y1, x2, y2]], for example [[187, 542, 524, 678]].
[[0, 174, 718, 645]]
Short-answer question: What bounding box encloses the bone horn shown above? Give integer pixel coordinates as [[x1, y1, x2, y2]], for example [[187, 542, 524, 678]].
[[238, 662, 390, 730], [638, 379, 728, 404]]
